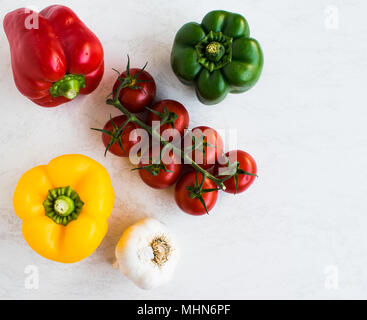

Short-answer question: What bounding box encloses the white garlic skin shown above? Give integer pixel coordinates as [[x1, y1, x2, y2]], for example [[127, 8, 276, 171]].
[[114, 218, 180, 290]]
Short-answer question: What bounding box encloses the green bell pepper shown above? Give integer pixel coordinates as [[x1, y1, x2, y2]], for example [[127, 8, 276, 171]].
[[171, 10, 264, 105]]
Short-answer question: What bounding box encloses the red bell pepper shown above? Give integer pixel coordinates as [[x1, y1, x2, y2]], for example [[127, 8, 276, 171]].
[[3, 5, 104, 107]]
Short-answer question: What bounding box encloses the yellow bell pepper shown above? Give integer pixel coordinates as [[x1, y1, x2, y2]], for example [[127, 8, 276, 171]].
[[13, 154, 115, 263]]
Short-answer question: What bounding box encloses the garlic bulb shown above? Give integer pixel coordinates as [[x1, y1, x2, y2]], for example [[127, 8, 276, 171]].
[[114, 218, 180, 289]]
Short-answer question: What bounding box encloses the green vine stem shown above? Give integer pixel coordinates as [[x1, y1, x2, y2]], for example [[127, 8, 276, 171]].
[[107, 74, 226, 191]]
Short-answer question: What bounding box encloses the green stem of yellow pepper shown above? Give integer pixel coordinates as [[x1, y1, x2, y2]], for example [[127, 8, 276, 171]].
[[43, 186, 84, 226]]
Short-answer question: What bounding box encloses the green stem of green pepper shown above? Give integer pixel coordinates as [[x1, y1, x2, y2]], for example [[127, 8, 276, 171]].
[[205, 42, 225, 62]]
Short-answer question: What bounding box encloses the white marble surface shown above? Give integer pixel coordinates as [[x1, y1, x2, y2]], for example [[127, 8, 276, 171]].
[[1, 0, 367, 300]]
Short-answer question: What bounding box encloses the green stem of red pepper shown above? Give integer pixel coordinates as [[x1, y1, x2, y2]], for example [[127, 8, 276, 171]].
[[50, 74, 86, 100]]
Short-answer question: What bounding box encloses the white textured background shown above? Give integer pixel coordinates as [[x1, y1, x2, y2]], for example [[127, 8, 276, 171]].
[[1, 0, 367, 299]]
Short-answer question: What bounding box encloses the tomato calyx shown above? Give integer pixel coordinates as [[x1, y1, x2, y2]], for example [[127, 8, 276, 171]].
[[184, 131, 217, 166], [133, 148, 175, 177], [186, 172, 219, 214], [112, 55, 151, 96], [146, 106, 179, 130], [218, 157, 258, 194], [133, 158, 174, 177], [91, 114, 130, 156]]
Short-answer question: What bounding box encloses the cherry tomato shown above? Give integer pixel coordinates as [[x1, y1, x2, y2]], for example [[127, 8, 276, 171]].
[[184, 126, 223, 169], [174, 171, 218, 215], [146, 99, 189, 141], [137, 146, 182, 189], [215, 150, 257, 194], [99, 115, 140, 157], [113, 68, 156, 113]]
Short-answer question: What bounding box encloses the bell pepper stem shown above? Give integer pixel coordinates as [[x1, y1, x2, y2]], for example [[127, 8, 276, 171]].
[[50, 74, 86, 100], [195, 31, 233, 72], [54, 196, 75, 215], [206, 42, 225, 62], [57, 79, 81, 99], [43, 186, 84, 226]]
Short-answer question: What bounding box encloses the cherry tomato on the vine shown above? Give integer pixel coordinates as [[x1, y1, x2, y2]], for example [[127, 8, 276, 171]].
[[146, 99, 189, 141], [184, 126, 223, 169], [113, 68, 156, 113], [174, 171, 218, 215], [94, 115, 140, 157], [137, 146, 182, 189], [215, 150, 257, 194]]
